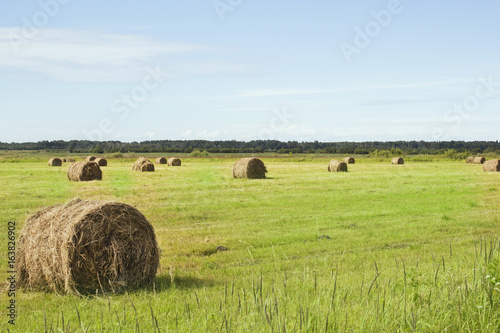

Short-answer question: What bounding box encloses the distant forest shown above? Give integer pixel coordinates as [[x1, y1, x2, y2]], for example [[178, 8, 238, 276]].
[[1, 140, 500, 156]]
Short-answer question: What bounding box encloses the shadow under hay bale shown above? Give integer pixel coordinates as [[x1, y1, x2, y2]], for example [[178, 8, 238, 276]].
[[95, 158, 107, 166], [466, 156, 474, 164], [67, 158, 76, 163], [67, 161, 102, 181], [474, 157, 486, 164], [167, 158, 181, 166], [392, 157, 404, 165], [343, 157, 355, 164], [155, 157, 167, 164], [132, 157, 155, 172], [48, 158, 62, 167], [16, 198, 159, 294], [86, 156, 97, 162], [233, 157, 267, 179], [328, 160, 348, 172], [483, 159, 500, 172]]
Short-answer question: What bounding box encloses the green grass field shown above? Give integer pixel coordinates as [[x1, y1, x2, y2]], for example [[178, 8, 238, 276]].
[[1, 156, 499, 332]]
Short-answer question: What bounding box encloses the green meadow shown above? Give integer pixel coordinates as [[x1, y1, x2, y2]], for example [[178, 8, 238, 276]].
[[1, 155, 499, 332]]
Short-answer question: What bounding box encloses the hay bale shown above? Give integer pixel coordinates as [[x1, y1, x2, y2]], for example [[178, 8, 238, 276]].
[[167, 158, 181, 166], [95, 158, 107, 167], [86, 156, 97, 162], [474, 157, 486, 164], [344, 157, 355, 164], [392, 157, 404, 165], [155, 157, 167, 164], [67, 161, 102, 181], [328, 160, 348, 172], [62, 158, 67, 162], [16, 198, 159, 293], [67, 158, 76, 163], [483, 159, 500, 172], [233, 158, 267, 179], [48, 158, 62, 167], [466, 156, 474, 164], [132, 158, 155, 172]]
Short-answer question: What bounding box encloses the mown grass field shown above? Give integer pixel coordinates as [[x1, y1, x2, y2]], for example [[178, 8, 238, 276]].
[[1, 155, 499, 332]]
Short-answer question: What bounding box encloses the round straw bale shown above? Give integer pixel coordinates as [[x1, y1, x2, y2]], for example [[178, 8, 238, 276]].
[[343, 157, 355, 164], [233, 157, 267, 179], [67, 161, 102, 181], [16, 198, 159, 294], [483, 159, 500, 172], [155, 157, 167, 164], [167, 158, 182, 166], [392, 157, 404, 165], [328, 160, 348, 172], [95, 158, 107, 166], [86, 156, 97, 162], [474, 156, 486, 164], [48, 158, 62, 167], [132, 157, 155, 172], [62, 158, 67, 162], [67, 158, 76, 163], [466, 156, 474, 164]]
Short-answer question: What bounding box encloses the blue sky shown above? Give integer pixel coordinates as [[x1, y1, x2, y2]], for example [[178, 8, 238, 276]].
[[1, 0, 499, 143]]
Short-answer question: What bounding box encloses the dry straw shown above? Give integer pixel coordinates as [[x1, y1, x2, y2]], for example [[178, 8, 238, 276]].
[[328, 160, 348, 172], [48, 158, 62, 167], [67, 161, 102, 181], [343, 157, 355, 164], [474, 156, 486, 164], [233, 158, 267, 179], [95, 158, 107, 166], [155, 157, 167, 164], [167, 158, 181, 166], [86, 156, 97, 162], [392, 157, 404, 165], [483, 159, 500, 172], [16, 198, 159, 294], [466, 156, 474, 164], [67, 158, 76, 163], [132, 157, 155, 172]]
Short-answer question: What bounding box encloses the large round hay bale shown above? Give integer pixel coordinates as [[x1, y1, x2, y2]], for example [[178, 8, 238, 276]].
[[483, 159, 500, 172], [48, 158, 62, 167], [155, 157, 167, 164], [233, 158, 267, 179], [343, 157, 355, 164], [392, 157, 404, 165], [474, 156, 486, 164], [466, 156, 474, 164], [16, 198, 159, 294], [167, 158, 181, 166], [132, 158, 155, 172], [95, 158, 107, 166], [67, 158, 76, 163], [86, 156, 97, 162], [328, 160, 348, 172], [67, 161, 102, 181]]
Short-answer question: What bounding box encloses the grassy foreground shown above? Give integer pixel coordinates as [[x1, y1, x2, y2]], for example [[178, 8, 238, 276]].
[[1, 156, 499, 332]]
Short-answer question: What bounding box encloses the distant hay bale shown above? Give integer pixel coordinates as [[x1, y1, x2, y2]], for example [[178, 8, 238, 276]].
[[67, 158, 76, 163], [466, 156, 474, 164], [155, 157, 167, 164], [392, 157, 404, 165], [67, 161, 102, 181], [16, 198, 159, 294], [474, 157, 486, 164], [86, 156, 97, 162], [167, 158, 181, 166], [328, 160, 348, 172], [344, 157, 355, 164], [132, 158, 155, 172], [95, 158, 107, 167], [233, 158, 267, 179], [483, 159, 500, 172], [62, 158, 67, 162], [48, 158, 62, 167]]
